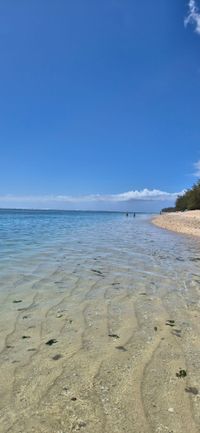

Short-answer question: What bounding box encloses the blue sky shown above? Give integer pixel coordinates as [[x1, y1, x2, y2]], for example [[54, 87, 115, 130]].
[[0, 0, 200, 211]]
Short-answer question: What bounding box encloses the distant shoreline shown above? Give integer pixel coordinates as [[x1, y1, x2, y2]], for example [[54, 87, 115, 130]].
[[152, 210, 200, 237], [0, 208, 155, 214]]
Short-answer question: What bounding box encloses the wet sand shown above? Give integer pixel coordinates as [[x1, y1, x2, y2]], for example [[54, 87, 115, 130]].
[[1, 268, 200, 433], [152, 210, 200, 237]]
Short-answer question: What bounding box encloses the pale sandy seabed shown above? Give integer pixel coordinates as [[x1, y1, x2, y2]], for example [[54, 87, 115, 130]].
[[1, 213, 200, 433]]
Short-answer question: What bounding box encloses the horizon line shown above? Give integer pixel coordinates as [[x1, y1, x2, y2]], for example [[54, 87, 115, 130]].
[[0, 207, 158, 214]]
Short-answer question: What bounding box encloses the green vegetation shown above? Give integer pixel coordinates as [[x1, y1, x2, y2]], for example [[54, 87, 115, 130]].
[[161, 207, 176, 213], [176, 180, 200, 211], [162, 180, 200, 212]]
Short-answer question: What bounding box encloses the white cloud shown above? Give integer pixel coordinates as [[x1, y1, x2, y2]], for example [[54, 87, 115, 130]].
[[0, 188, 184, 205], [185, 0, 200, 34], [193, 159, 200, 176]]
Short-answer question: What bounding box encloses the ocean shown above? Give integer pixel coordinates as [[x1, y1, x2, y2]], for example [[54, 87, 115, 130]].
[[1, 209, 200, 433]]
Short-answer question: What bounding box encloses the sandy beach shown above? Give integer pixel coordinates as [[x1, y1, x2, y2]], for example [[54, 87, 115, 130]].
[[152, 210, 200, 237]]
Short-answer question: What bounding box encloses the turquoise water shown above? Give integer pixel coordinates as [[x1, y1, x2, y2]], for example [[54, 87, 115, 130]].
[[1, 209, 200, 300]]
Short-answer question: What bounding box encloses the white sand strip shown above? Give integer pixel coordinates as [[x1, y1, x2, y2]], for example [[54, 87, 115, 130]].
[[152, 210, 200, 237]]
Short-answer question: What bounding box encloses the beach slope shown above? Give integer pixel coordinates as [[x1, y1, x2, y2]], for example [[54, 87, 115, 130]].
[[152, 210, 200, 237]]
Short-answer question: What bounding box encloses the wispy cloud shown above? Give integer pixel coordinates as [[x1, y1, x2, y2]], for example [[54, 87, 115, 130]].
[[193, 160, 200, 176], [0, 188, 184, 205], [185, 0, 200, 34]]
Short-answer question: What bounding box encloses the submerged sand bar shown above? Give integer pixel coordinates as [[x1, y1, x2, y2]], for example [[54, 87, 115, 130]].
[[152, 210, 200, 237]]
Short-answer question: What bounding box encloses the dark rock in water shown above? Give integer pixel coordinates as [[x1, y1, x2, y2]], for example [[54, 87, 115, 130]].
[[154, 326, 158, 331], [176, 369, 187, 378], [13, 300, 22, 303], [108, 334, 119, 339], [52, 354, 62, 360], [46, 339, 57, 346], [185, 386, 198, 395], [115, 346, 127, 352], [22, 335, 31, 339]]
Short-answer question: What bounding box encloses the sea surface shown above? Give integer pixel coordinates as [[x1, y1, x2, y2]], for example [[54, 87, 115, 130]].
[[1, 209, 200, 433], [1, 209, 200, 289]]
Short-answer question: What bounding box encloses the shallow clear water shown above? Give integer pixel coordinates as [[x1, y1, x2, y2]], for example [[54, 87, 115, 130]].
[[0, 209, 200, 298], [1, 210, 200, 433]]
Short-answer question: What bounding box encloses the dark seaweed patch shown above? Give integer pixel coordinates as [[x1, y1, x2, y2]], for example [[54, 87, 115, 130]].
[[91, 269, 104, 276], [189, 257, 200, 262], [108, 334, 119, 339], [46, 339, 57, 346], [176, 369, 187, 378], [166, 320, 175, 327]]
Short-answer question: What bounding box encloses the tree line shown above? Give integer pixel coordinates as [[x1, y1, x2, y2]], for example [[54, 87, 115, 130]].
[[162, 180, 200, 212]]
